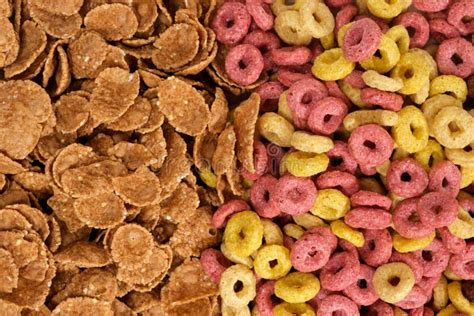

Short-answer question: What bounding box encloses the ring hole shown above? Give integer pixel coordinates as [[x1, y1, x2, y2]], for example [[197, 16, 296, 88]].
[[462, 281, 474, 301], [408, 211, 420, 223], [239, 230, 246, 239], [284, 0, 295, 5], [407, 26, 417, 38], [389, 277, 401, 286], [323, 114, 333, 123], [404, 68, 414, 79], [464, 145, 472, 153], [422, 250, 433, 262], [233, 280, 244, 293], [357, 279, 368, 289], [363, 140, 376, 150], [308, 247, 318, 257], [225, 19, 235, 28], [373, 50, 382, 59], [442, 178, 449, 188], [269, 259, 279, 268], [238, 60, 248, 70], [263, 190, 270, 202], [208, 228, 217, 236], [330, 157, 343, 167], [428, 155, 435, 167], [449, 121, 462, 133], [400, 172, 412, 182], [451, 54, 463, 66], [301, 92, 313, 105], [434, 205, 443, 215], [368, 240, 376, 251], [462, 16, 473, 23]]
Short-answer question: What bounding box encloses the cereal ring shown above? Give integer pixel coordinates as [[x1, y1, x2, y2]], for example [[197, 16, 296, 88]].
[[367, 0, 405, 19], [394, 285, 428, 309], [277, 64, 313, 88], [432, 106, 474, 149], [242, 141, 270, 181], [244, 30, 281, 71], [339, 80, 370, 108], [211, 2, 252, 45], [292, 213, 328, 230], [373, 262, 416, 304], [367, 300, 394, 316], [428, 160, 461, 197], [390, 50, 430, 95], [359, 229, 393, 267], [343, 110, 399, 132], [415, 238, 450, 277], [246, 0, 273, 31], [285, 151, 329, 177], [335, 4, 358, 32], [307, 97, 348, 136], [362, 70, 404, 92], [283, 223, 305, 240], [256, 281, 275, 316], [421, 95, 463, 137], [290, 131, 334, 154], [272, 174, 317, 216], [254, 245, 292, 280], [270, 0, 301, 15], [274, 10, 312, 46], [250, 174, 281, 218], [223, 211, 264, 257], [287, 78, 328, 128], [432, 275, 449, 311], [390, 252, 425, 283], [436, 37, 474, 78], [350, 190, 392, 210], [256, 81, 286, 113], [310, 188, 350, 221], [275, 272, 321, 303], [429, 75, 468, 103], [429, 19, 461, 43], [213, 200, 251, 228], [225, 44, 264, 86], [447, 0, 474, 36], [261, 219, 285, 246], [413, 0, 449, 12], [299, 1, 335, 38], [414, 140, 446, 171], [258, 114, 293, 149], [320, 251, 360, 291], [343, 70, 366, 89], [220, 264, 257, 308], [392, 105, 429, 153], [327, 141, 358, 174], [438, 227, 466, 255], [271, 47, 312, 66], [330, 220, 365, 248], [200, 248, 232, 283], [393, 231, 436, 253], [418, 192, 458, 229], [386, 158, 429, 198], [361, 88, 404, 111], [312, 48, 355, 81], [316, 170, 360, 196], [447, 281, 474, 315], [290, 228, 336, 272], [345, 207, 392, 230], [342, 264, 379, 306], [342, 18, 382, 62], [348, 124, 394, 168], [317, 294, 359, 316], [393, 197, 434, 239], [325, 81, 351, 105], [386, 25, 410, 54], [395, 12, 429, 48], [272, 302, 316, 315]]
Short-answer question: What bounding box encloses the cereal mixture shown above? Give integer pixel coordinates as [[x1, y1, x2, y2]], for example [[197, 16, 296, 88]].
[[0, 0, 473, 315]]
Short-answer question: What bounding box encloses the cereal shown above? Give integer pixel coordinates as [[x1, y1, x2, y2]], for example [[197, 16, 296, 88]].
[[310, 188, 350, 221], [345, 207, 392, 230], [212, 2, 251, 46], [393, 197, 434, 239], [307, 97, 347, 136], [235, 93, 260, 173], [312, 48, 355, 81], [362, 70, 404, 92], [284, 151, 329, 177], [330, 220, 365, 248], [157, 77, 210, 136], [246, 0, 273, 32], [447, 0, 474, 36], [225, 44, 264, 86], [299, 1, 335, 38], [429, 75, 468, 102], [373, 262, 416, 304], [359, 229, 393, 267], [272, 174, 317, 216], [257, 112, 294, 147], [348, 124, 394, 168], [250, 174, 281, 218], [316, 170, 359, 196], [436, 37, 474, 78], [361, 88, 404, 112], [317, 294, 359, 316], [386, 158, 429, 198], [274, 10, 312, 46], [219, 264, 256, 308], [432, 106, 474, 149], [274, 271, 320, 303], [287, 78, 328, 128], [223, 211, 263, 257], [343, 18, 382, 62], [84, 4, 138, 41], [254, 245, 292, 280]]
